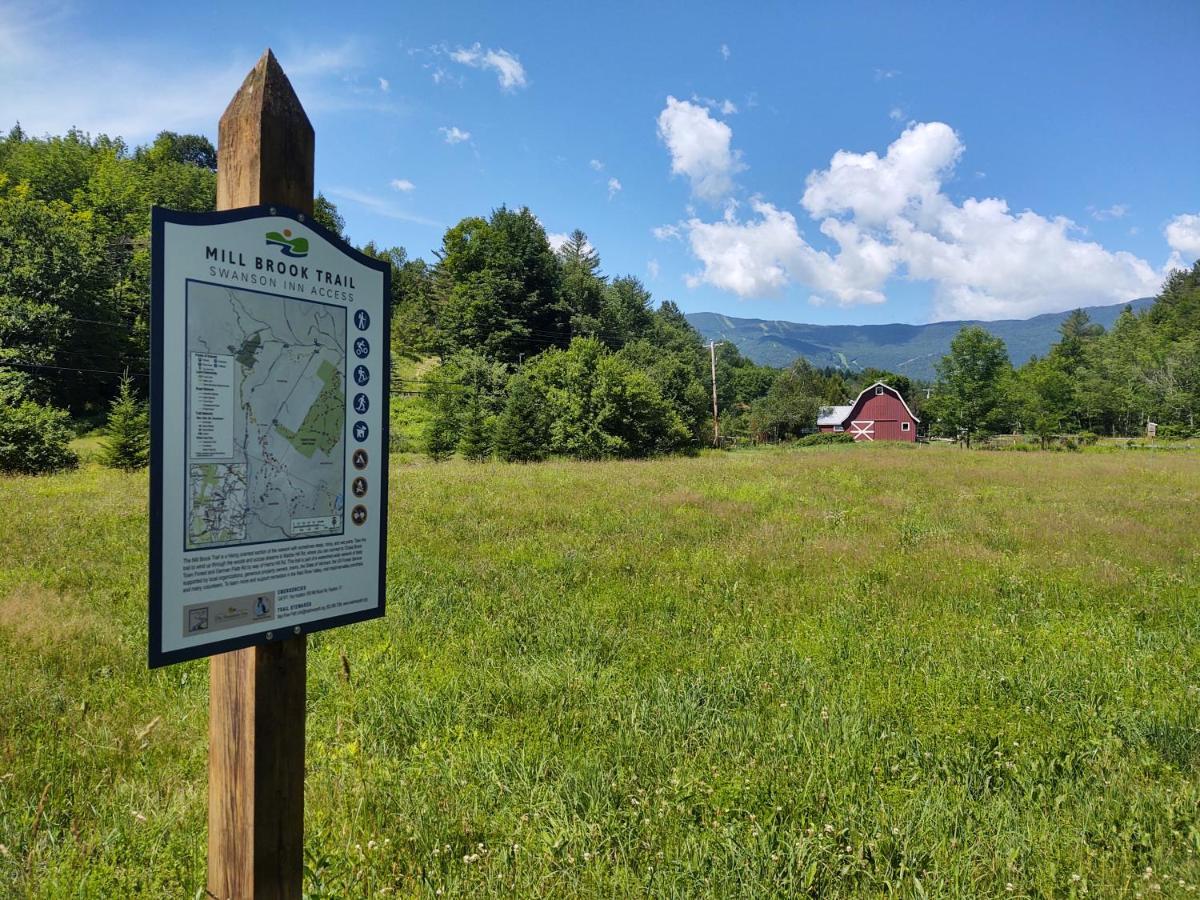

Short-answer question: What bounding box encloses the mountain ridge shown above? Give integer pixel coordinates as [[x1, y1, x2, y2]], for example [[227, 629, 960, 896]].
[[686, 298, 1154, 380]]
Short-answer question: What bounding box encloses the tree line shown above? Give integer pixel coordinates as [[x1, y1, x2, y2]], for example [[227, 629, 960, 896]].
[[0, 125, 1195, 473], [927, 265, 1200, 445]]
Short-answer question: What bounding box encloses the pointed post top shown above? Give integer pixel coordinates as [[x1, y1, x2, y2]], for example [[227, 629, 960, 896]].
[[217, 49, 315, 214]]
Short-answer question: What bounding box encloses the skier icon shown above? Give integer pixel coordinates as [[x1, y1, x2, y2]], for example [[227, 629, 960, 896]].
[[353, 393, 369, 414], [353, 365, 369, 386]]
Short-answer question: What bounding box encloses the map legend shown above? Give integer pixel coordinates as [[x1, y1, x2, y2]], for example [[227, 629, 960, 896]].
[[189, 353, 234, 458]]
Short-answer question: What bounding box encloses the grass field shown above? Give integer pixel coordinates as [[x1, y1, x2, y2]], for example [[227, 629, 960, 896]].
[[1, 444, 1198, 897]]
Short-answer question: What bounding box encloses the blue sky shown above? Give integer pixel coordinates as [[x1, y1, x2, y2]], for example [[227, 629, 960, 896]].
[[3, 0, 1198, 324]]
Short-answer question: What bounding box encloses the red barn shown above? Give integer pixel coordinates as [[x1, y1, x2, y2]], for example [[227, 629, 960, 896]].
[[816, 381, 919, 442]]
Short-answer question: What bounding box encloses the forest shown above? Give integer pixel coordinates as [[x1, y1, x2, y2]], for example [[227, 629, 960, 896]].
[[1, 126, 1197, 472]]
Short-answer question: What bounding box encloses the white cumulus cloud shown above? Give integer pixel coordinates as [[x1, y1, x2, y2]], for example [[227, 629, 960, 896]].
[[679, 120, 1167, 319], [589, 158, 605, 171], [607, 177, 622, 199], [657, 95, 744, 202], [801, 121, 962, 227], [449, 43, 527, 91], [685, 200, 892, 305], [440, 126, 471, 144], [378, 76, 390, 92], [889, 197, 1161, 320], [390, 178, 415, 192], [1165, 213, 1200, 263]]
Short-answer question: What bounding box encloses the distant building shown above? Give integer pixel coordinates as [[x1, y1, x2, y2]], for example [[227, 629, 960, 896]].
[[817, 382, 919, 442]]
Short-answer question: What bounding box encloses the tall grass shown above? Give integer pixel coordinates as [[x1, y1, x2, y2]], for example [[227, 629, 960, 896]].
[[1, 444, 1198, 896]]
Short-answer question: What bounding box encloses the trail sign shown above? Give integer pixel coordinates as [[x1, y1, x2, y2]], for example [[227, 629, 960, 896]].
[[149, 204, 390, 667]]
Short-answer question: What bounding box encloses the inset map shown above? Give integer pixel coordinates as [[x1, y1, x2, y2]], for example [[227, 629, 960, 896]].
[[185, 281, 346, 549], [189, 462, 248, 545]]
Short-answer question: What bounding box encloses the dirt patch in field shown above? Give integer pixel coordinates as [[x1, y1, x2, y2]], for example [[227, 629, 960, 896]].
[[655, 489, 754, 521], [0, 583, 109, 649]]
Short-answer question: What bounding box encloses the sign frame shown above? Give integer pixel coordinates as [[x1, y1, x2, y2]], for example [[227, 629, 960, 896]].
[[149, 203, 390, 668]]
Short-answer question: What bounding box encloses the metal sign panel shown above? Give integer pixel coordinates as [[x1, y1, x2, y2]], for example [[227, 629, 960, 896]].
[[149, 205, 389, 667]]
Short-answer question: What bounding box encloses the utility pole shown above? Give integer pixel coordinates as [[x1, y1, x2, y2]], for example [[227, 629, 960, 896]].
[[708, 340, 724, 447]]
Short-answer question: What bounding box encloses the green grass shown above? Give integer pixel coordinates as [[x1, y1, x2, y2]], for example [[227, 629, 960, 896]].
[[1, 444, 1199, 897]]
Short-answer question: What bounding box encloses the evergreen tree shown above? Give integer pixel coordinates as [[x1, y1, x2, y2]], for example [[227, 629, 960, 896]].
[[457, 393, 493, 461], [424, 383, 460, 461], [99, 372, 149, 469], [494, 374, 548, 462], [558, 229, 606, 338]]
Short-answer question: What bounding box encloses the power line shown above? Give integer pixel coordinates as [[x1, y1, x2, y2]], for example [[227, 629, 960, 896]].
[[0, 361, 147, 378]]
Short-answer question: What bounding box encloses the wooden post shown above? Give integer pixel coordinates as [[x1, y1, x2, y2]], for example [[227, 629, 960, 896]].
[[208, 49, 313, 900]]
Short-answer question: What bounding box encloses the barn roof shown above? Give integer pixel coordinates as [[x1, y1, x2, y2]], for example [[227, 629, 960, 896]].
[[846, 381, 920, 423], [818, 382, 920, 426], [817, 405, 853, 426]]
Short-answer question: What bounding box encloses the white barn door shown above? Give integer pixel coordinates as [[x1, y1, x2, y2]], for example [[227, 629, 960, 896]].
[[849, 420, 875, 441]]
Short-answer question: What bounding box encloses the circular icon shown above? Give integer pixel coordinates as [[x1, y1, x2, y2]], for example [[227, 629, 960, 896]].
[[354, 309, 370, 331], [353, 365, 370, 386], [354, 337, 370, 359], [351, 476, 368, 498], [353, 392, 369, 415], [352, 449, 369, 470], [353, 420, 369, 442], [351, 504, 368, 526]]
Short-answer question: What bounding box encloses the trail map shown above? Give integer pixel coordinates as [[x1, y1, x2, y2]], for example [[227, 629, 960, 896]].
[[185, 281, 346, 549]]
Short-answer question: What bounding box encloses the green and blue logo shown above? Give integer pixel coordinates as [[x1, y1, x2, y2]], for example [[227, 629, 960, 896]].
[[265, 228, 309, 258]]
